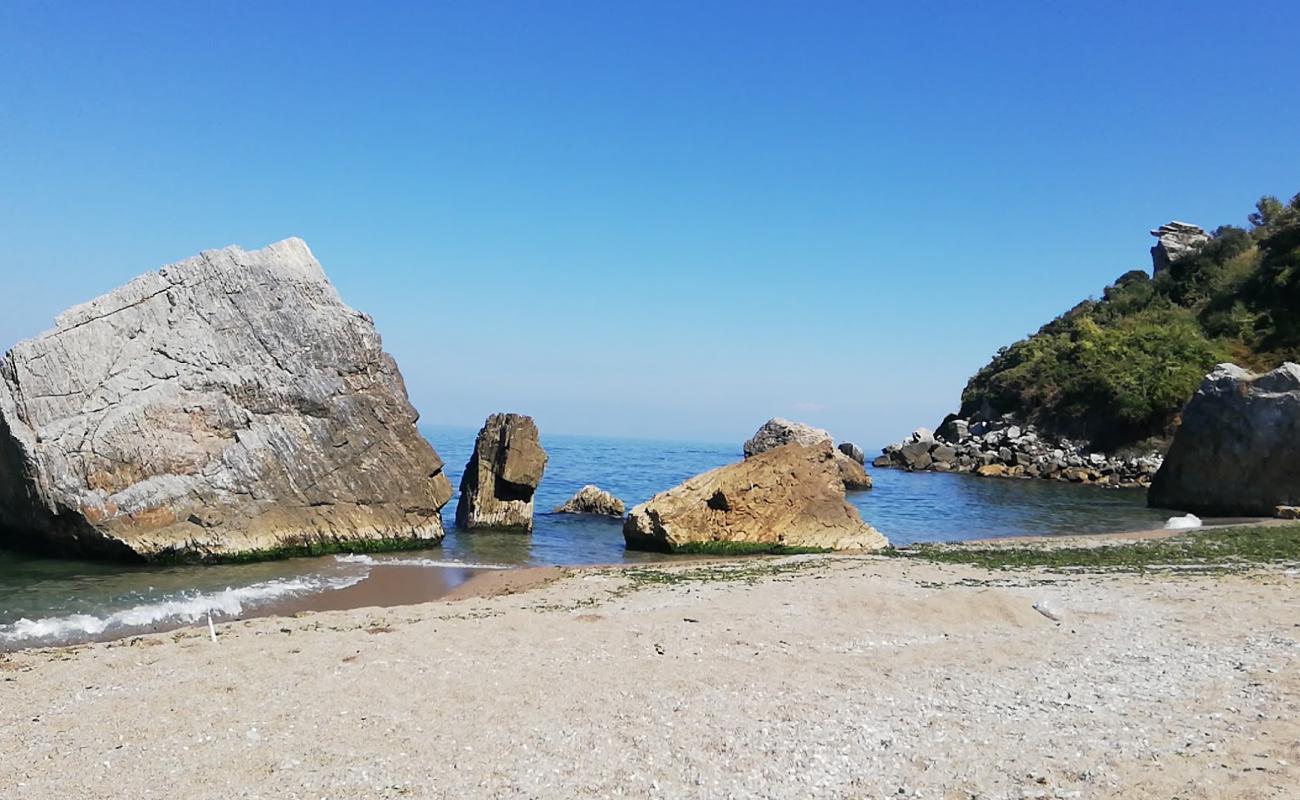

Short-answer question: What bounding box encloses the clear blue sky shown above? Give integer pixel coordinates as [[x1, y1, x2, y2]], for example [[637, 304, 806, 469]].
[[2, 2, 1297, 449]]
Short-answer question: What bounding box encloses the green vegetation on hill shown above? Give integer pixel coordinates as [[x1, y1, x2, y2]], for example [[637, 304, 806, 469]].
[[959, 192, 1300, 450]]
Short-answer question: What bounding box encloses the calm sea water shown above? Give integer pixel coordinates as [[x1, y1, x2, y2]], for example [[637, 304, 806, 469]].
[[0, 426, 1172, 647]]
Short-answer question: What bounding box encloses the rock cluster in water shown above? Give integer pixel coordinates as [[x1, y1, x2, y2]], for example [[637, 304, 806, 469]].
[[875, 415, 1163, 488], [0, 239, 453, 561], [455, 413, 548, 532], [1149, 221, 1210, 274], [744, 418, 872, 490], [1149, 363, 1300, 516], [554, 485, 624, 517], [624, 442, 887, 553]]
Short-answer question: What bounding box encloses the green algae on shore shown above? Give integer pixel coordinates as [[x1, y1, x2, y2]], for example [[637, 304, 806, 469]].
[[894, 524, 1300, 572]]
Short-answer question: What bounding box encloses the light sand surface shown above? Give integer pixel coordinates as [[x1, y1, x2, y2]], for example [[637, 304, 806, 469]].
[[1, 555, 1297, 799]]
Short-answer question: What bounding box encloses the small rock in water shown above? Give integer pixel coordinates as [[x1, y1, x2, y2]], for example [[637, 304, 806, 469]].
[[554, 485, 625, 517], [1164, 513, 1202, 530]]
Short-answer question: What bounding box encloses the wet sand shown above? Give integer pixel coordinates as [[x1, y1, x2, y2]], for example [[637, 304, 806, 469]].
[[277, 562, 569, 612], [270, 564, 485, 616]]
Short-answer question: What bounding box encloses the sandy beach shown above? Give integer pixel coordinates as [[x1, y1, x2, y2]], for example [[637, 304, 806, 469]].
[[2, 553, 1296, 799]]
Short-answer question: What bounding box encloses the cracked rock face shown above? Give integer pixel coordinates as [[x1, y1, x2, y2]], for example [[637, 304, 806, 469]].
[[624, 442, 888, 553], [455, 413, 548, 532], [0, 238, 452, 561], [1149, 362, 1300, 516], [1150, 221, 1210, 274]]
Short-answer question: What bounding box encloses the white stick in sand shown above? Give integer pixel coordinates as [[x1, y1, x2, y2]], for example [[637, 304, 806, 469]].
[[207, 612, 218, 643]]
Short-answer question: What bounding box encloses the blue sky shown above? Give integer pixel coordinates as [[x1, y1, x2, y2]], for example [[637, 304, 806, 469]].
[[2, 2, 1297, 449]]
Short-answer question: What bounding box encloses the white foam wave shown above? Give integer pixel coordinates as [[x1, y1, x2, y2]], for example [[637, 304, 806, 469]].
[[333, 554, 511, 570], [1164, 513, 1203, 530], [0, 573, 365, 644]]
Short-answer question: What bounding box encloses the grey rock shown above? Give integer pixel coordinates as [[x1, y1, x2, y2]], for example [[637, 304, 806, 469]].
[[871, 454, 893, 469], [879, 411, 1163, 488], [910, 427, 935, 445], [743, 418, 832, 458], [1150, 363, 1300, 515], [937, 417, 969, 443], [931, 445, 958, 465], [0, 238, 452, 561], [456, 413, 548, 532], [555, 485, 624, 517], [837, 441, 866, 465], [1150, 221, 1210, 275], [899, 441, 933, 471]]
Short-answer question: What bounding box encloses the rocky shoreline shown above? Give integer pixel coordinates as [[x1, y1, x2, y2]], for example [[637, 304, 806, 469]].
[[874, 415, 1164, 489]]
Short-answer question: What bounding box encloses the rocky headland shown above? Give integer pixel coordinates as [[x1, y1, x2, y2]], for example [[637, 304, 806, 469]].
[[931, 199, 1300, 484], [0, 239, 452, 561], [877, 197, 1300, 492], [455, 413, 548, 532]]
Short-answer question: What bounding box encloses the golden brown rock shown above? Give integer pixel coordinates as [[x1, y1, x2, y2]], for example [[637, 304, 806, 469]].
[[744, 417, 872, 490], [455, 413, 548, 532], [623, 443, 887, 553]]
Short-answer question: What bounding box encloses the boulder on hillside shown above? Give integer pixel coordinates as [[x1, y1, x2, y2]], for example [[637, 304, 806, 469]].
[[1150, 221, 1210, 275], [1149, 363, 1300, 516], [0, 238, 453, 561], [555, 485, 625, 517], [455, 413, 548, 532], [744, 418, 872, 490], [623, 443, 888, 553]]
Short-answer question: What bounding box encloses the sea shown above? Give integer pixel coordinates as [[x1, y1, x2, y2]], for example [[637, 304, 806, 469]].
[[0, 425, 1173, 649]]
